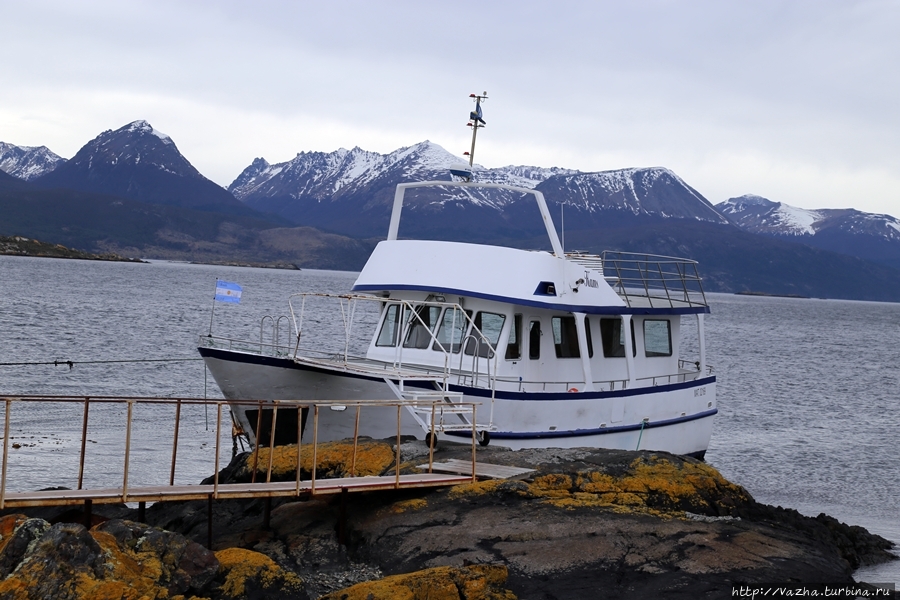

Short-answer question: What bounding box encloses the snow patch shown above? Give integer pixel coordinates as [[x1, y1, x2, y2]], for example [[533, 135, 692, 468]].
[[774, 204, 822, 235], [126, 120, 172, 144]]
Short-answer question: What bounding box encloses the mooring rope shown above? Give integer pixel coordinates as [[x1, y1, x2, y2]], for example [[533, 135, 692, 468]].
[[636, 419, 646, 451], [0, 358, 203, 369]]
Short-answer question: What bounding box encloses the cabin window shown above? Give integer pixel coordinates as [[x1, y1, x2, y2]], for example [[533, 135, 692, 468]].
[[404, 305, 441, 349], [505, 314, 522, 360], [464, 311, 506, 358], [528, 320, 541, 360], [643, 319, 672, 357], [551, 316, 581, 358], [600, 317, 636, 358], [431, 308, 471, 353], [376, 304, 402, 347]]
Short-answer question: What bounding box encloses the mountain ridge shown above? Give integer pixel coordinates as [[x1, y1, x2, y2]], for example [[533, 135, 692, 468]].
[[717, 194, 900, 271], [0, 142, 66, 181], [33, 120, 258, 217], [3, 125, 900, 301], [233, 142, 729, 242]]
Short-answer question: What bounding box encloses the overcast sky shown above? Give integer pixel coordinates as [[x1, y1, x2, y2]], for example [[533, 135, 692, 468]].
[[1, 0, 897, 215]]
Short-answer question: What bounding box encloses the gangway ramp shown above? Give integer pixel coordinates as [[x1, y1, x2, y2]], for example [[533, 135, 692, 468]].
[[0, 473, 473, 509], [0, 395, 483, 511]]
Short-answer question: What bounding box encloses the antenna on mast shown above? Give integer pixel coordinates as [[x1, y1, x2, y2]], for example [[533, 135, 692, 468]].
[[466, 92, 487, 168], [449, 92, 488, 183]]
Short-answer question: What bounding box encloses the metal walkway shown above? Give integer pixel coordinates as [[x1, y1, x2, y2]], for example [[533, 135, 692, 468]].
[[0, 473, 472, 508], [0, 396, 481, 510]]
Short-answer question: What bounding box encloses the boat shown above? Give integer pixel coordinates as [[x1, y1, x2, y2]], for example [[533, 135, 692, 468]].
[[199, 94, 716, 458]]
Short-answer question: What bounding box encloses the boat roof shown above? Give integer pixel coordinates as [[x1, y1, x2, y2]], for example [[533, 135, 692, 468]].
[[352, 240, 708, 315], [352, 179, 709, 315]]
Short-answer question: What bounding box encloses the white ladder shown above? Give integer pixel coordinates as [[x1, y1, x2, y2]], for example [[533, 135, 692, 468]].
[[382, 378, 494, 445]]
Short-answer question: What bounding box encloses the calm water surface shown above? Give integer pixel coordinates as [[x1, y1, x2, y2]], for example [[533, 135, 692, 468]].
[[1, 255, 897, 581]]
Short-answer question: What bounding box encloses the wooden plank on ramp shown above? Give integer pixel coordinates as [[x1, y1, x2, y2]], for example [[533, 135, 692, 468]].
[[419, 459, 535, 480], [0, 473, 474, 508]]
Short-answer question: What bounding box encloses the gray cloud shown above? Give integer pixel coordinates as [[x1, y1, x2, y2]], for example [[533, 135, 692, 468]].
[[1, 0, 897, 214]]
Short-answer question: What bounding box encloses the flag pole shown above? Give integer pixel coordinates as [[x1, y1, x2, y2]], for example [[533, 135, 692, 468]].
[[209, 278, 218, 336]]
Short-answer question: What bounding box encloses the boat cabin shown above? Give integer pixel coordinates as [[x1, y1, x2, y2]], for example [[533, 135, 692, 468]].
[[364, 291, 698, 395]]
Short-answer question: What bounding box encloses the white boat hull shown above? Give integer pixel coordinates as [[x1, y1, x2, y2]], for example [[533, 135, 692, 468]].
[[200, 347, 716, 458]]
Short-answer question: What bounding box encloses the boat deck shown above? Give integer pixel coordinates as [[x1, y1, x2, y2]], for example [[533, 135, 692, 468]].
[[295, 355, 449, 382]]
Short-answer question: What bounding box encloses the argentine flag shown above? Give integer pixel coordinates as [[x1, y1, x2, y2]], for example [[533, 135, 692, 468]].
[[215, 280, 242, 303]]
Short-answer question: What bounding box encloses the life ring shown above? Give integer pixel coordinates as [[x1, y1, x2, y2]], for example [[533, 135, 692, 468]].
[[568, 387, 578, 393]]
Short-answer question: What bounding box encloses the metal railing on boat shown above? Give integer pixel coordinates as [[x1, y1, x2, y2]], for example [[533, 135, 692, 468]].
[[0, 395, 479, 512], [599, 251, 708, 309]]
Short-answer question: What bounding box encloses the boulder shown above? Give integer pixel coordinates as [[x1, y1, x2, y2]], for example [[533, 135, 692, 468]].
[[0, 515, 305, 599]]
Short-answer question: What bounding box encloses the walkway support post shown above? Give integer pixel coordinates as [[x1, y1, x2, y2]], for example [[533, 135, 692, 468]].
[[1, 399, 11, 509], [78, 397, 89, 490]]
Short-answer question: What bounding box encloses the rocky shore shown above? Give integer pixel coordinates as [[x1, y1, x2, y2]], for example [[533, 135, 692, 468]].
[[0, 439, 895, 599]]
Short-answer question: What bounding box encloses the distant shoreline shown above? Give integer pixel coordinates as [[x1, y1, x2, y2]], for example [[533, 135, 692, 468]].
[[190, 260, 301, 270], [735, 290, 811, 299], [0, 236, 144, 263]]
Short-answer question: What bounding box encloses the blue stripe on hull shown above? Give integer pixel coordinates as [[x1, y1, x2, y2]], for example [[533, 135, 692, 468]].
[[199, 346, 715, 403], [443, 408, 717, 440]]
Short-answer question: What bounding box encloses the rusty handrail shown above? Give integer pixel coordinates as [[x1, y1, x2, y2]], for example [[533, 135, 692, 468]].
[[0, 395, 480, 509]]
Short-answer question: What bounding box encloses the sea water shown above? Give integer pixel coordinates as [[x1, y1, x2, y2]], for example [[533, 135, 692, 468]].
[[0, 255, 897, 581]]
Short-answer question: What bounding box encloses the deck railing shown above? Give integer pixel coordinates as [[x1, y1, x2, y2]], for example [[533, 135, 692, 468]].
[[492, 361, 713, 393], [600, 251, 708, 309]]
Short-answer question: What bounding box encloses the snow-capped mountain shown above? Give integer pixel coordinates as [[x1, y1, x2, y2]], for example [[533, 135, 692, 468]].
[[231, 142, 725, 241], [717, 194, 822, 235], [717, 194, 900, 270], [34, 120, 252, 215], [0, 142, 66, 180], [230, 141, 461, 201], [718, 194, 900, 240], [537, 168, 728, 223]]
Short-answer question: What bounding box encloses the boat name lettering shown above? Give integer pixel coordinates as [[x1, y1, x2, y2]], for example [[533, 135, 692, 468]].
[[583, 271, 599, 289], [694, 387, 707, 397]]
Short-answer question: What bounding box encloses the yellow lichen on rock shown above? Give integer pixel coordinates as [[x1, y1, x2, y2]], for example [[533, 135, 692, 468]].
[[0, 525, 192, 600], [448, 479, 505, 499], [488, 455, 749, 515], [619, 455, 750, 511], [85, 530, 164, 598], [215, 546, 303, 599], [576, 471, 619, 494], [318, 564, 516, 600], [245, 439, 396, 479], [525, 474, 573, 499], [391, 498, 428, 513]]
